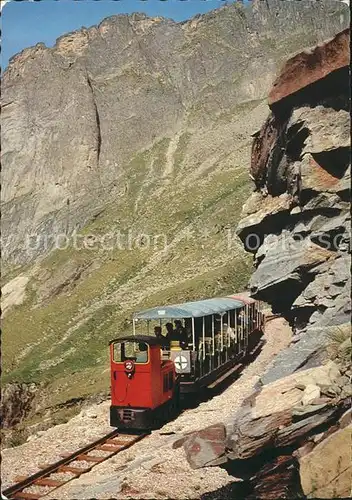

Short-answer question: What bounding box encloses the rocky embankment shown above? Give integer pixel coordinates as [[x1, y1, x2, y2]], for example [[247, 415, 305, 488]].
[[177, 29, 351, 498]]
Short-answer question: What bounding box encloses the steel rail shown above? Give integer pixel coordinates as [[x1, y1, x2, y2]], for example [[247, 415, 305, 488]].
[[2, 429, 148, 500]]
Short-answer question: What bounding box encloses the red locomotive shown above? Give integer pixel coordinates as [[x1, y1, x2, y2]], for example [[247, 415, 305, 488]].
[[109, 335, 180, 429], [110, 295, 264, 430]]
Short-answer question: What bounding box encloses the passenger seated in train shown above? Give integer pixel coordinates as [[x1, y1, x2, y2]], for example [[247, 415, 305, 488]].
[[154, 326, 164, 340], [165, 322, 174, 340], [154, 325, 169, 349], [174, 320, 188, 348], [135, 342, 148, 363]]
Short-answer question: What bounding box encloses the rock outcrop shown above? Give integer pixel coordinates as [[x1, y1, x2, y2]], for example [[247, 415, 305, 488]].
[[178, 28, 351, 499], [1, 0, 349, 267], [178, 362, 351, 498], [237, 27, 351, 382], [1, 383, 39, 428]]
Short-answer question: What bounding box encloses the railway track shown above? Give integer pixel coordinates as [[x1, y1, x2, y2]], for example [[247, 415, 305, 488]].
[[2, 323, 268, 500], [2, 429, 147, 500]]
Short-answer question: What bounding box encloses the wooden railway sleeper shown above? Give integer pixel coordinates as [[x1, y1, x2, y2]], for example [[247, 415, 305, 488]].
[[12, 492, 40, 500], [33, 478, 65, 487], [76, 454, 105, 463], [58, 465, 91, 474]]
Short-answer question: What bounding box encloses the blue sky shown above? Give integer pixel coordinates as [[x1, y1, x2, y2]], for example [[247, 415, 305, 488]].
[[1, 0, 239, 68]]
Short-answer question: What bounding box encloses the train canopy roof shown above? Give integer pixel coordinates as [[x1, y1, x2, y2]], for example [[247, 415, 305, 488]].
[[133, 296, 245, 320]]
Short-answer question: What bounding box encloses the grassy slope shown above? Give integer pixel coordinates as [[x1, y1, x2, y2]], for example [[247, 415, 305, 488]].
[[2, 100, 263, 428]]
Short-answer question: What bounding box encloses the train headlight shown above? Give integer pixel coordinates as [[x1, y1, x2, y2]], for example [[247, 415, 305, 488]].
[[124, 360, 135, 376]]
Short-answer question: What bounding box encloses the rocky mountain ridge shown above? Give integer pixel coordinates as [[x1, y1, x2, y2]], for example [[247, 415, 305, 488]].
[[2, 0, 349, 266]]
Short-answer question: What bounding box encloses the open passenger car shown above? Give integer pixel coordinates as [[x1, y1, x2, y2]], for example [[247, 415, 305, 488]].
[[109, 294, 264, 429]]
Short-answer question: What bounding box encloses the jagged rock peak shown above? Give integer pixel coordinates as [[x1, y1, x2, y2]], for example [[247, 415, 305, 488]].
[[268, 28, 350, 108]]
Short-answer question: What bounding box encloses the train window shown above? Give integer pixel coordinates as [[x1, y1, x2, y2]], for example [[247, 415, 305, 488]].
[[113, 341, 149, 363], [113, 343, 122, 362]]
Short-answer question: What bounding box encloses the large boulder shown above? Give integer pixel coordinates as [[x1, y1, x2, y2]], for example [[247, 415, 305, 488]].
[[1, 383, 39, 428], [268, 28, 350, 107], [173, 423, 226, 469], [299, 425, 352, 498]]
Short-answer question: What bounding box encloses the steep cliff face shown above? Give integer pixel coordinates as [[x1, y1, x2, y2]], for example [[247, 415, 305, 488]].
[[2, 0, 349, 266], [177, 28, 351, 499], [237, 28, 351, 382]]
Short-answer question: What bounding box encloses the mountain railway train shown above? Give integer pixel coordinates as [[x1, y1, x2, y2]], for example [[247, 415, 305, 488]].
[[109, 294, 264, 430]]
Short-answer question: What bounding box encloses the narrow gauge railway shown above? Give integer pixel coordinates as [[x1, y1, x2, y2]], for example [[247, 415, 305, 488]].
[[2, 431, 146, 500], [110, 293, 264, 429], [2, 293, 264, 499]]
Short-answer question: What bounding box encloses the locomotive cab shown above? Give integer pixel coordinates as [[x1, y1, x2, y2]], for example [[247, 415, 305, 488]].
[[109, 335, 179, 430]]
